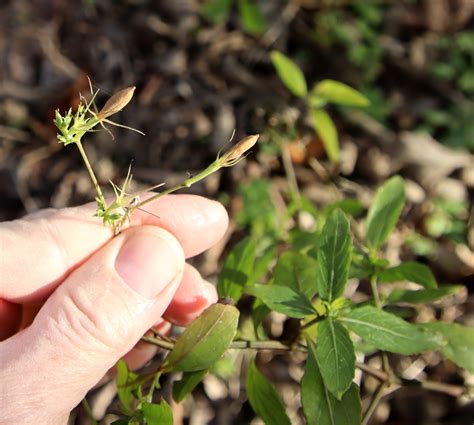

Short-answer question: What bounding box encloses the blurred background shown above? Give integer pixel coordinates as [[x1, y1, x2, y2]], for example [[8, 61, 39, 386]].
[[0, 0, 473, 424]]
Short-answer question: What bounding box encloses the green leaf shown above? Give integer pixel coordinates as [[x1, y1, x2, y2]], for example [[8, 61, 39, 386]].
[[246, 284, 316, 318], [302, 339, 361, 425], [273, 251, 319, 299], [317, 209, 352, 303], [387, 286, 463, 304], [141, 400, 173, 425], [172, 370, 208, 403], [116, 360, 139, 416], [238, 0, 267, 35], [379, 262, 437, 289], [218, 237, 257, 302], [311, 80, 370, 107], [246, 359, 291, 425], [270, 51, 308, 98], [316, 319, 355, 398], [163, 304, 239, 372], [365, 176, 405, 250], [312, 109, 339, 162], [200, 0, 232, 24], [420, 322, 474, 373], [340, 306, 442, 355]]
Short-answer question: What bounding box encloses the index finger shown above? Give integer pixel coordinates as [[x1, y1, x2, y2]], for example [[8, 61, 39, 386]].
[[0, 194, 228, 303]]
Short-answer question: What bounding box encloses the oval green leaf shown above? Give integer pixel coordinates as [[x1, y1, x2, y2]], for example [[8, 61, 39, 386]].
[[163, 303, 239, 372], [172, 369, 208, 403], [302, 339, 361, 425], [317, 209, 352, 303], [238, 0, 268, 35], [273, 251, 319, 299], [340, 306, 442, 355], [312, 80, 370, 107], [246, 359, 291, 425], [141, 400, 173, 425], [420, 322, 474, 373], [246, 284, 316, 318], [379, 261, 437, 289], [365, 176, 405, 250], [387, 286, 463, 304], [316, 319, 355, 398], [312, 109, 339, 162], [218, 237, 257, 302], [270, 50, 308, 98]]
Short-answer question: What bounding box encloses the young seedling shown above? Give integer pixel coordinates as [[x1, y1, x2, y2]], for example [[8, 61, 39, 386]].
[[54, 84, 259, 234]]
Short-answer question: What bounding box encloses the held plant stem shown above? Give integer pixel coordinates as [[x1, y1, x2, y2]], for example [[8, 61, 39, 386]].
[[75, 140, 107, 207]]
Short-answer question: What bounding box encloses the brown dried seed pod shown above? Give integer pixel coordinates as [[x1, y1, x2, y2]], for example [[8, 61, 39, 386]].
[[224, 134, 259, 163], [97, 86, 136, 119]]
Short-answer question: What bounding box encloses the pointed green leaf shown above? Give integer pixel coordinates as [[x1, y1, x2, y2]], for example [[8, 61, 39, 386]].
[[246, 284, 316, 318], [340, 306, 442, 355], [316, 319, 355, 398], [365, 176, 405, 250], [116, 360, 139, 416], [238, 0, 268, 35], [420, 322, 474, 373], [270, 51, 308, 98], [317, 209, 352, 302], [312, 80, 370, 107], [218, 237, 257, 302], [379, 262, 437, 289], [246, 359, 291, 425], [302, 340, 361, 425], [312, 109, 339, 162], [273, 251, 319, 299], [200, 0, 232, 23], [163, 304, 239, 372], [387, 286, 463, 304], [172, 369, 208, 403], [141, 400, 173, 425]]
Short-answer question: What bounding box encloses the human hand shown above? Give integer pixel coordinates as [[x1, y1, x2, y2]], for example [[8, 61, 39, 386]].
[[0, 194, 228, 424]]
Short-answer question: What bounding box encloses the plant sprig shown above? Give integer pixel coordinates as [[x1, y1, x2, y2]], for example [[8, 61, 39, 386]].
[[54, 84, 259, 234]]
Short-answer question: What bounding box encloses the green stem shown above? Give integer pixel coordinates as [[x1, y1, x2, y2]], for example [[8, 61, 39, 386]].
[[136, 161, 221, 209], [361, 383, 386, 425], [300, 314, 326, 331], [280, 141, 300, 201], [81, 398, 97, 425], [75, 140, 107, 207]]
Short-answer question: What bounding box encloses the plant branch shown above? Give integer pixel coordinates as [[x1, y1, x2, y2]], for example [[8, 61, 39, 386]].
[[362, 382, 387, 425]]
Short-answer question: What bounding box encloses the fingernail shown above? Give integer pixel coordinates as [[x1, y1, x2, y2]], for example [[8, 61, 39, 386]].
[[115, 230, 183, 298]]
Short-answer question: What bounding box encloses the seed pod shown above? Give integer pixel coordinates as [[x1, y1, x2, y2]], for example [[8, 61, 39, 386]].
[[97, 86, 136, 120], [222, 134, 259, 165]]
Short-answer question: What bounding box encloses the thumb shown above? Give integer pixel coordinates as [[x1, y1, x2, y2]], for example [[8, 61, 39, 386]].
[[0, 226, 184, 424]]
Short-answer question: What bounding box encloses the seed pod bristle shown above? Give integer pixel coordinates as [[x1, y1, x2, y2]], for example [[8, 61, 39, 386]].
[[97, 86, 136, 120]]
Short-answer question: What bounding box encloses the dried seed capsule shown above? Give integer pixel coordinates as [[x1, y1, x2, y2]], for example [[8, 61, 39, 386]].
[[221, 134, 259, 165], [97, 86, 136, 120]]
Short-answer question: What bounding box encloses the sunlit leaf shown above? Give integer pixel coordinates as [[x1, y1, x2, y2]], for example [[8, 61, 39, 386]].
[[316, 319, 355, 398], [247, 359, 291, 425], [387, 286, 463, 304], [302, 339, 361, 425], [379, 262, 437, 289], [340, 306, 442, 355], [218, 237, 256, 302], [317, 209, 352, 302], [141, 400, 173, 425], [420, 322, 474, 373], [311, 80, 370, 107], [246, 284, 316, 318], [312, 108, 339, 162], [365, 176, 405, 250], [163, 304, 239, 372], [270, 50, 308, 98], [116, 360, 139, 416], [273, 251, 319, 299]]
